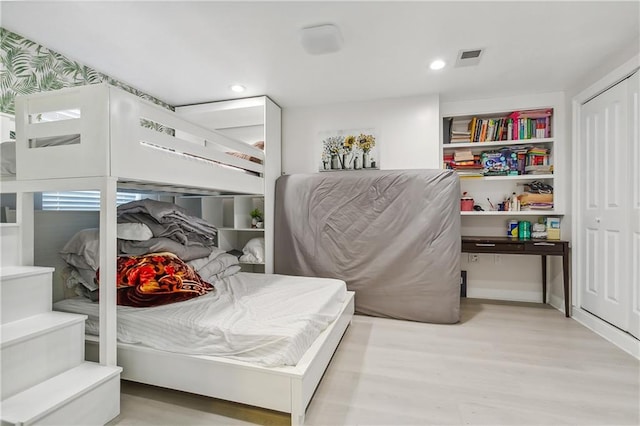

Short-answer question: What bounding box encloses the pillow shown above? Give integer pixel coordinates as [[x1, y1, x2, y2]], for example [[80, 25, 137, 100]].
[[239, 237, 265, 264], [61, 224, 155, 271], [117, 223, 153, 241], [64, 267, 99, 301], [228, 141, 264, 164], [60, 228, 100, 271], [1, 140, 16, 176]]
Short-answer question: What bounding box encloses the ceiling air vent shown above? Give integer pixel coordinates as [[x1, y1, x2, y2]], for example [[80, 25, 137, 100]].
[[455, 48, 483, 67]]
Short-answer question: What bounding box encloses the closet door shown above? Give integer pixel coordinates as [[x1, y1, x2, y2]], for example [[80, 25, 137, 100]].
[[579, 78, 630, 330], [628, 71, 640, 340]]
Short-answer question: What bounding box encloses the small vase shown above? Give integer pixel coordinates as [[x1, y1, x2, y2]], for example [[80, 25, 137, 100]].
[[323, 161, 329, 170], [331, 155, 339, 169], [353, 156, 361, 170], [363, 152, 371, 168], [342, 153, 352, 169]]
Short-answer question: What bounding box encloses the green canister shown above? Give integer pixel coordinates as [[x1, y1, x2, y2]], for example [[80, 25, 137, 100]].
[[518, 221, 531, 239]]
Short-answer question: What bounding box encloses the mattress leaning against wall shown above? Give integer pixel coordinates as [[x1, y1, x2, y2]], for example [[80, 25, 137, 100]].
[[275, 169, 461, 323]]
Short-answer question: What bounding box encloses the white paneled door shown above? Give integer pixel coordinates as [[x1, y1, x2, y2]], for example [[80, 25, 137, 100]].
[[579, 74, 633, 331], [628, 71, 640, 340]]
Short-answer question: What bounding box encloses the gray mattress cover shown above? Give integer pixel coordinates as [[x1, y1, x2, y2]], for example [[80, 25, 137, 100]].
[[274, 169, 460, 323]]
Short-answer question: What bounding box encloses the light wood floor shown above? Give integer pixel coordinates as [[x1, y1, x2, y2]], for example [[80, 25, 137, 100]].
[[108, 299, 639, 426]]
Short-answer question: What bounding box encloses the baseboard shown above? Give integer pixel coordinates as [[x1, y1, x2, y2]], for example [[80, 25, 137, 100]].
[[548, 293, 565, 315], [572, 308, 640, 360], [466, 288, 542, 303]]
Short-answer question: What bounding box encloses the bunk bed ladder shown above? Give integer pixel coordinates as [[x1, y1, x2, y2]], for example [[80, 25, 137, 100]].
[[0, 221, 122, 426]]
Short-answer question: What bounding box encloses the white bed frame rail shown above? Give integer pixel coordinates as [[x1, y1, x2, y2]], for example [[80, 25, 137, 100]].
[[15, 84, 264, 195]]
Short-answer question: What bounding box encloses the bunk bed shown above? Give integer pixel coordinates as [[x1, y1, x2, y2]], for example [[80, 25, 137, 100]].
[[1, 84, 354, 426]]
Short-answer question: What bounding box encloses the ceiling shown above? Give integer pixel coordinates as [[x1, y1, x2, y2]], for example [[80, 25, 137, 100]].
[[2, 1, 639, 108]]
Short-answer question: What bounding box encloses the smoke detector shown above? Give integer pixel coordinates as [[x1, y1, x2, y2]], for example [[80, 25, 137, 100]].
[[455, 48, 483, 67], [300, 24, 343, 55]]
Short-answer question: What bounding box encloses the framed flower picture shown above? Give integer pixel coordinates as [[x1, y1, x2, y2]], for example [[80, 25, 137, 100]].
[[318, 128, 379, 172]]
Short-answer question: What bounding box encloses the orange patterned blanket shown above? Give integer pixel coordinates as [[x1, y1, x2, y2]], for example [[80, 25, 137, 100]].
[[97, 252, 214, 307]]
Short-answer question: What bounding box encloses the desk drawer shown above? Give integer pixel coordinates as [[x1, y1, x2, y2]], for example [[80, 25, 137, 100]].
[[462, 242, 525, 253], [525, 241, 565, 254]]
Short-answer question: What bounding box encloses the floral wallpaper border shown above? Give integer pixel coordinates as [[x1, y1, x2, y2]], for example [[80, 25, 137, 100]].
[[0, 28, 173, 115]]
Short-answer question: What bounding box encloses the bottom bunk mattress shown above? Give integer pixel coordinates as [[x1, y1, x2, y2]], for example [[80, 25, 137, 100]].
[[275, 169, 461, 324], [53, 272, 346, 367]]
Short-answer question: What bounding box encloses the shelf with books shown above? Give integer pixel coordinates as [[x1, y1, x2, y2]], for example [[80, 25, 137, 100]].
[[443, 109, 552, 145], [442, 137, 554, 151], [444, 144, 553, 178], [442, 105, 562, 220]]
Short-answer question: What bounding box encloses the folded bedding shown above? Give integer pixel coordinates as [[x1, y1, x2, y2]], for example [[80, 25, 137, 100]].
[[187, 248, 242, 282], [119, 237, 213, 261], [54, 272, 347, 367], [61, 220, 238, 301], [117, 199, 216, 247]]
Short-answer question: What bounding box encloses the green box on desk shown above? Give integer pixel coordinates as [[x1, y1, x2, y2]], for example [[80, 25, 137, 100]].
[[547, 217, 560, 240]]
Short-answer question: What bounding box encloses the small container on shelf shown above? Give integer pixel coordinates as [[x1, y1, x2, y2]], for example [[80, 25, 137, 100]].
[[461, 192, 474, 211], [518, 221, 531, 239], [546, 217, 561, 240]]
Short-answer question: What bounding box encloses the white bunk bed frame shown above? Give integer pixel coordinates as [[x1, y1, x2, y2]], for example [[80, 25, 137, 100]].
[[1, 84, 354, 425]]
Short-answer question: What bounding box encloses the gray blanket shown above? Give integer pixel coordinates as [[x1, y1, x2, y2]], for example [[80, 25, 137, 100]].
[[274, 169, 460, 324], [118, 238, 213, 261], [118, 199, 216, 246]]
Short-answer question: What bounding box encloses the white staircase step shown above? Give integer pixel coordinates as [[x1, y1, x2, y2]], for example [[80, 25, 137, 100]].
[[1, 266, 55, 324], [1, 311, 87, 399], [1, 362, 122, 426], [0, 223, 20, 267]]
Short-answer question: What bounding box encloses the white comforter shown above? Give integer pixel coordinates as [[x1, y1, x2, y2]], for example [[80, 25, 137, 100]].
[[54, 272, 347, 367]]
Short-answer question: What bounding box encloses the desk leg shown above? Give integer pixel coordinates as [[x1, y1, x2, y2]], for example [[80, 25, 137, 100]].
[[563, 251, 570, 317], [541, 255, 547, 304]]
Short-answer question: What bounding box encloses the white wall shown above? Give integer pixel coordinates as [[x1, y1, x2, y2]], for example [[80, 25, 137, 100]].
[[282, 94, 440, 174]]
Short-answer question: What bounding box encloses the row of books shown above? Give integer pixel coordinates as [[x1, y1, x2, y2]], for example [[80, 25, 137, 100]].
[[446, 109, 552, 143], [443, 146, 552, 176]]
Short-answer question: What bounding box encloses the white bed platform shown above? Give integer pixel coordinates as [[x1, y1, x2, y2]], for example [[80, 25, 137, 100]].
[[86, 292, 354, 426], [1, 84, 353, 425]]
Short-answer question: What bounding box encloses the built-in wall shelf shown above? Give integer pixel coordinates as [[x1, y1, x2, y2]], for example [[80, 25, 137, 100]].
[[218, 227, 264, 232], [460, 210, 557, 216], [443, 137, 554, 150], [442, 104, 562, 221], [175, 194, 266, 273], [459, 174, 554, 181]]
